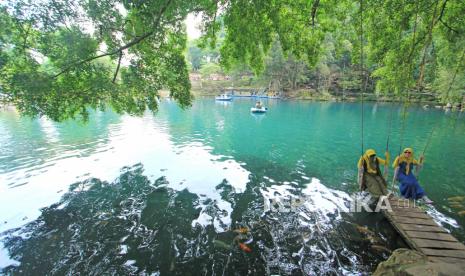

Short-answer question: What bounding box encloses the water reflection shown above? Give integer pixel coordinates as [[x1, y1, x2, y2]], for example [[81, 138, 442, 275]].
[[0, 110, 250, 235], [1, 99, 464, 274], [2, 165, 209, 274], [0, 110, 121, 174], [2, 165, 404, 275]]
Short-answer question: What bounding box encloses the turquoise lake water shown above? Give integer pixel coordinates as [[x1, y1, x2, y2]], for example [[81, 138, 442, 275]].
[[1, 98, 464, 274]]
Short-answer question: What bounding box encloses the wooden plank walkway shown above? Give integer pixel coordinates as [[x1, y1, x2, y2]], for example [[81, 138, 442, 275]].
[[382, 196, 465, 264]]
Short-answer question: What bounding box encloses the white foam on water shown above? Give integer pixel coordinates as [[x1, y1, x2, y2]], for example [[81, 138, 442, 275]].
[[261, 177, 351, 220], [124, 260, 136, 266], [0, 244, 19, 269], [426, 206, 460, 229], [259, 177, 362, 274]]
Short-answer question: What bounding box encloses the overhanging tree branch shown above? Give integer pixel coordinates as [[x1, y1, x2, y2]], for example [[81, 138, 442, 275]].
[[311, 0, 320, 27], [53, 0, 173, 78], [438, 0, 448, 21], [112, 51, 123, 83], [439, 18, 459, 33], [53, 30, 154, 78], [437, 0, 459, 33]]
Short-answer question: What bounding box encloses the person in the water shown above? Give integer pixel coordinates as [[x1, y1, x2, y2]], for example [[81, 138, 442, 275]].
[[392, 148, 433, 204], [357, 149, 389, 197]]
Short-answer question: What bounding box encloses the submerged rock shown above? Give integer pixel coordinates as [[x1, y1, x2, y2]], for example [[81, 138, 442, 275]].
[[373, 248, 465, 276]]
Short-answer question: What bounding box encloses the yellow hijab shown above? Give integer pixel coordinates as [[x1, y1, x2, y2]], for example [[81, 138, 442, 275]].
[[358, 149, 378, 174], [392, 147, 418, 174]]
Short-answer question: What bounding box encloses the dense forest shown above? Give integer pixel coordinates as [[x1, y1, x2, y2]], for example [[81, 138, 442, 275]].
[[187, 35, 367, 98], [0, 0, 464, 121]]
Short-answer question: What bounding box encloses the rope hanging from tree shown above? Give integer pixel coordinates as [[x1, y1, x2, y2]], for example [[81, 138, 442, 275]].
[[384, 103, 395, 178], [391, 100, 409, 192], [359, 0, 365, 156]]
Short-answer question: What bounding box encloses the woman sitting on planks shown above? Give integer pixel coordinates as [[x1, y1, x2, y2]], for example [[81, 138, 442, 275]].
[[392, 148, 433, 204]]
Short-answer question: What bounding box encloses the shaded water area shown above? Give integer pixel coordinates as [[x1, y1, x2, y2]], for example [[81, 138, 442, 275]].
[[1, 98, 464, 275]]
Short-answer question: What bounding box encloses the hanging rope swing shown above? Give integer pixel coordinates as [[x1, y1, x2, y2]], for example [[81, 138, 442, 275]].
[[384, 103, 395, 178], [358, 0, 394, 180], [390, 100, 409, 193], [359, 0, 365, 156]]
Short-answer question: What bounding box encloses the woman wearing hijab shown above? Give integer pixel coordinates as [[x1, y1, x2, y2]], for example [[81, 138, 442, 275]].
[[392, 148, 433, 204], [357, 149, 390, 197]]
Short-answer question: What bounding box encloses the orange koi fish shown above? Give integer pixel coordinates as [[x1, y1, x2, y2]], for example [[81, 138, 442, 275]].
[[238, 242, 252, 253]]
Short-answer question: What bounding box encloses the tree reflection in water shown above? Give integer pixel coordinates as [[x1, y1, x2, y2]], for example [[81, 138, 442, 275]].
[[2, 164, 254, 274]]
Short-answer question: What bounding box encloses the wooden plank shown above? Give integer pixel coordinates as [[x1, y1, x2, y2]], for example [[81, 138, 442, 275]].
[[389, 211, 431, 219], [412, 238, 465, 250], [381, 198, 465, 263], [388, 198, 412, 204], [388, 197, 415, 203], [428, 256, 465, 264], [381, 211, 419, 250], [387, 206, 425, 212], [390, 206, 427, 215], [388, 200, 416, 208], [388, 200, 427, 211], [389, 207, 425, 213], [397, 223, 448, 233], [405, 231, 458, 242], [390, 216, 439, 226], [388, 204, 423, 211], [421, 248, 465, 259]]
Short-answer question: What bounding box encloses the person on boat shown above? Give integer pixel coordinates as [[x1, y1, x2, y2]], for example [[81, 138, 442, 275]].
[[255, 101, 263, 109], [357, 149, 390, 198], [392, 148, 433, 204]]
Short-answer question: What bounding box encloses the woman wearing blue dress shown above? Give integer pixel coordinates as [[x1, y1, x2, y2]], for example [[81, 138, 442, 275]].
[[393, 148, 433, 204]]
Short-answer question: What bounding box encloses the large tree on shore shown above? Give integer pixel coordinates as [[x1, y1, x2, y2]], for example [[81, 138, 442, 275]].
[[0, 0, 212, 120], [1, 0, 464, 121]]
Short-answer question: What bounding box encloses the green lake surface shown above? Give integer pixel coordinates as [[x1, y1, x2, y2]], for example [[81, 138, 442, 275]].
[[1, 98, 464, 275]]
